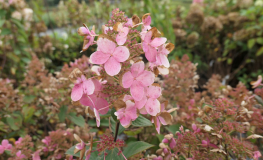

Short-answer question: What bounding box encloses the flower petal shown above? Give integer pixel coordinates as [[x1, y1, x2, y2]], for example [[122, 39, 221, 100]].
[[145, 98, 160, 116], [104, 57, 121, 76], [82, 79, 95, 95], [131, 61, 145, 77], [79, 95, 94, 109], [120, 115, 131, 128], [78, 27, 90, 36], [122, 71, 134, 88], [150, 37, 167, 48], [95, 97, 109, 115], [145, 46, 157, 62], [90, 51, 110, 64], [158, 112, 172, 125], [71, 84, 83, 101], [157, 54, 170, 68], [116, 35, 127, 45], [135, 95, 147, 109], [125, 100, 138, 120], [113, 46, 130, 62], [144, 30, 152, 43], [94, 108, 100, 127], [130, 81, 145, 101], [97, 38, 116, 54], [136, 71, 155, 87], [147, 84, 161, 99]]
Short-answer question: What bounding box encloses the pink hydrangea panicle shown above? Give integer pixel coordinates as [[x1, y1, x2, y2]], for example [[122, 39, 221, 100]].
[[124, 18, 133, 27], [15, 137, 23, 145], [0, 139, 12, 153], [16, 150, 26, 160], [142, 13, 151, 31], [201, 139, 218, 148], [251, 75, 262, 88], [142, 28, 167, 62], [71, 75, 95, 102], [253, 151, 262, 159], [114, 22, 129, 45], [32, 150, 41, 160], [121, 61, 155, 101], [78, 25, 97, 52], [114, 100, 138, 128], [90, 37, 130, 76], [192, 124, 201, 133]]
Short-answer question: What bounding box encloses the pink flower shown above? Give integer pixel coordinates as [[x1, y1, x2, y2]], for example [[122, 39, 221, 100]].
[[253, 151, 261, 159], [115, 100, 138, 128], [142, 29, 167, 62], [121, 61, 155, 101], [115, 23, 129, 45], [201, 139, 218, 148], [192, 0, 203, 4], [102, 25, 113, 34], [192, 124, 201, 134], [71, 75, 95, 102], [16, 150, 26, 160], [169, 138, 176, 149], [124, 18, 133, 27], [144, 84, 162, 116], [90, 37, 130, 76], [79, 79, 109, 127], [142, 14, 151, 31], [156, 44, 172, 68], [76, 140, 85, 150], [41, 137, 51, 146], [15, 137, 23, 145], [78, 25, 96, 52], [0, 139, 12, 154], [251, 75, 262, 88], [32, 150, 41, 160]]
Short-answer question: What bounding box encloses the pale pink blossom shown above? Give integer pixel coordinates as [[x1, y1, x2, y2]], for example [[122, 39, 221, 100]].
[[0, 139, 12, 154], [16, 150, 26, 160], [156, 44, 172, 68], [124, 18, 133, 27], [90, 37, 130, 76], [115, 23, 129, 45], [121, 61, 155, 101], [78, 25, 96, 52], [142, 29, 167, 62], [142, 14, 151, 31], [75, 140, 85, 150], [192, 124, 201, 134], [251, 75, 262, 88], [192, 0, 203, 4], [32, 150, 41, 160], [102, 25, 113, 34], [144, 85, 162, 116], [114, 100, 138, 128], [71, 75, 95, 102], [15, 137, 23, 145], [253, 151, 261, 159]]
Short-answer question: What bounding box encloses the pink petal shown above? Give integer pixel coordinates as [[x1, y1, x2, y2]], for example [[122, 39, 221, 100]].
[[142, 42, 149, 54], [116, 35, 127, 46], [90, 51, 110, 64], [113, 46, 130, 62], [139, 107, 148, 114], [147, 85, 161, 99], [150, 37, 167, 48], [95, 97, 109, 115], [144, 31, 152, 43], [157, 54, 170, 68], [158, 44, 170, 55], [82, 79, 95, 95], [135, 96, 147, 109], [104, 57, 121, 76], [114, 108, 125, 119], [145, 98, 160, 116], [158, 116, 167, 125], [71, 84, 83, 101], [155, 118, 161, 134], [160, 103, 165, 112], [120, 115, 131, 128], [0, 146, 4, 154], [32, 150, 41, 160], [131, 61, 145, 77], [140, 31, 147, 40], [143, 15, 151, 26], [123, 95, 133, 101], [170, 138, 176, 149], [79, 95, 94, 109], [125, 100, 137, 120], [78, 27, 90, 36], [97, 38, 116, 54], [145, 46, 157, 62], [92, 79, 103, 91], [130, 81, 145, 101], [122, 71, 134, 88], [136, 71, 155, 87], [94, 109, 100, 127]]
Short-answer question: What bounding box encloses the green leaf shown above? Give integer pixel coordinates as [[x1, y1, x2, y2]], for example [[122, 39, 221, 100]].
[[0, 19, 5, 27], [58, 106, 67, 122], [111, 108, 117, 121], [0, 28, 11, 36], [23, 95, 36, 103], [165, 124, 181, 134], [131, 115, 152, 127], [6, 114, 22, 131], [123, 141, 154, 158], [247, 39, 256, 49], [22, 106, 35, 123], [227, 58, 232, 65], [68, 113, 85, 127], [110, 117, 125, 135], [256, 37, 263, 45], [124, 128, 143, 136], [256, 47, 263, 56]]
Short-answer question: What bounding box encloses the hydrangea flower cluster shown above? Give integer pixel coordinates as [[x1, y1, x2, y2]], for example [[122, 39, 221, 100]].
[[70, 8, 175, 131]]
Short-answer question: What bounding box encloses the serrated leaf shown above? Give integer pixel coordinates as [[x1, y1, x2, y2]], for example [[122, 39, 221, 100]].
[[68, 113, 85, 127], [247, 39, 255, 49], [58, 105, 67, 122], [256, 47, 263, 56], [131, 115, 152, 127], [123, 141, 154, 158]]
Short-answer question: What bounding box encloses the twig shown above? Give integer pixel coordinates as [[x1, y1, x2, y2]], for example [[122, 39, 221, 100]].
[[114, 121, 120, 142]]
